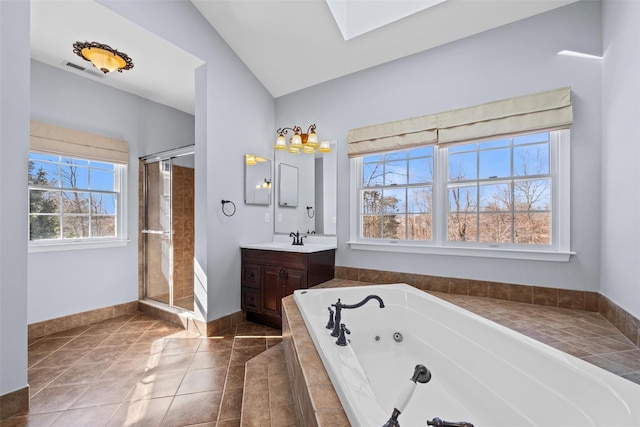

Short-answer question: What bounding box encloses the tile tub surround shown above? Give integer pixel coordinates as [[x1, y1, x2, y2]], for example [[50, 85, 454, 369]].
[[334, 266, 639, 346], [241, 343, 298, 426], [0, 387, 29, 421], [3, 314, 281, 427], [282, 279, 640, 427]]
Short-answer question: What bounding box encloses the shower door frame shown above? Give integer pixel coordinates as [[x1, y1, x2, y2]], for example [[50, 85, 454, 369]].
[[141, 145, 195, 311]]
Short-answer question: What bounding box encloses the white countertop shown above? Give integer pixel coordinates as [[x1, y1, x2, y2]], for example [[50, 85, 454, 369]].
[[240, 235, 337, 253]]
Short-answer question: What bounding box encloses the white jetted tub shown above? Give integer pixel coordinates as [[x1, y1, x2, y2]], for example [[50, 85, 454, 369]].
[[293, 284, 640, 427]]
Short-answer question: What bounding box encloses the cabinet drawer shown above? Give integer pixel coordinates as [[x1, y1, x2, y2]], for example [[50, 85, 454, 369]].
[[242, 264, 261, 289], [241, 288, 261, 312], [242, 248, 307, 269]]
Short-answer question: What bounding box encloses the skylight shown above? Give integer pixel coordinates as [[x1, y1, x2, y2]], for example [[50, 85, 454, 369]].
[[325, 0, 447, 41]]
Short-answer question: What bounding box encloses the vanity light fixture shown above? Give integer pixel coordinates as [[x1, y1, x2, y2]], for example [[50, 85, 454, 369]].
[[72, 41, 134, 74], [245, 154, 267, 165], [275, 124, 329, 154]]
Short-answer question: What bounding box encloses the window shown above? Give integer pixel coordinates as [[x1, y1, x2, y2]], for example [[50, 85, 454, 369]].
[[351, 130, 571, 261], [362, 146, 434, 240], [28, 152, 127, 249], [446, 132, 552, 245]]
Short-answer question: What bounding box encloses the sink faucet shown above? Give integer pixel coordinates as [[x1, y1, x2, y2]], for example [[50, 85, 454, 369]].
[[330, 295, 385, 337], [289, 231, 306, 246]]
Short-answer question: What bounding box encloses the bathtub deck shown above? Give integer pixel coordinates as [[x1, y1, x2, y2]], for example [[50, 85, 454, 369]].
[[273, 279, 639, 427]]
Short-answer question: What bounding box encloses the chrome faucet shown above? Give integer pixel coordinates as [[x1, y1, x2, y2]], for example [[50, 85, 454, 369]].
[[289, 231, 306, 246], [330, 295, 385, 338]]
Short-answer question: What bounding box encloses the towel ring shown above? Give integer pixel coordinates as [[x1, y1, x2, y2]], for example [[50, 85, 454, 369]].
[[221, 200, 236, 217], [306, 206, 315, 218]]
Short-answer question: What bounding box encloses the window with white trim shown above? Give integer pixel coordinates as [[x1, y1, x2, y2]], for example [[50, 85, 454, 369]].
[[351, 129, 571, 260], [28, 152, 127, 247]]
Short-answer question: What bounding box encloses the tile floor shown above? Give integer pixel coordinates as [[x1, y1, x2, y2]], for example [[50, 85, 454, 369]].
[[1, 315, 281, 427], [433, 291, 640, 384], [2, 289, 639, 427]]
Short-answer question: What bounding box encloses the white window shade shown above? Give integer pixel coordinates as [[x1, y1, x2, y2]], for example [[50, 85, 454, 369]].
[[30, 120, 128, 164], [347, 114, 438, 157], [347, 87, 572, 157], [437, 87, 572, 145]]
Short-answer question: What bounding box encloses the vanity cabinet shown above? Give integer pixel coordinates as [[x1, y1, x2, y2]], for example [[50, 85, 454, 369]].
[[241, 248, 335, 329]]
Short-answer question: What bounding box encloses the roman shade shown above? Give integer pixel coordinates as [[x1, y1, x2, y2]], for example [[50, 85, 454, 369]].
[[30, 120, 129, 164], [347, 115, 438, 157], [347, 87, 572, 157]]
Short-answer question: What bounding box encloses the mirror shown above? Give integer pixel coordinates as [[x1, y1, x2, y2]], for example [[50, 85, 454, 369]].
[[279, 164, 298, 207], [244, 154, 272, 205], [274, 141, 337, 235]]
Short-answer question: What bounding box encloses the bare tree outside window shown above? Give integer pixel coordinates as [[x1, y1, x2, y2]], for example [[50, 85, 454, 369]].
[[358, 132, 553, 246], [446, 134, 551, 245], [28, 153, 118, 242], [361, 147, 433, 240]]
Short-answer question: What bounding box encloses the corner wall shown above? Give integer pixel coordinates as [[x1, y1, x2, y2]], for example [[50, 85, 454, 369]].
[[28, 60, 196, 324], [0, 0, 30, 403], [601, 0, 640, 318], [99, 0, 276, 322]]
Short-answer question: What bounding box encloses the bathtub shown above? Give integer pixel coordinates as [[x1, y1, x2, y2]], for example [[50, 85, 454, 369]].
[[293, 284, 640, 427]]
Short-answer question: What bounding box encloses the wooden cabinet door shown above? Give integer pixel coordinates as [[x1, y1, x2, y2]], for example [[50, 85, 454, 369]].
[[262, 266, 282, 317], [282, 268, 307, 298]]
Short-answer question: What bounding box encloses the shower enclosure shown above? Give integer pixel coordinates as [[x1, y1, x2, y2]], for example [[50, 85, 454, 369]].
[[141, 147, 194, 312]]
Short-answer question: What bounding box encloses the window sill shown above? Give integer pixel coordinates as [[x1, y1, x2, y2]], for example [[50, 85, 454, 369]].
[[347, 241, 574, 262], [29, 239, 129, 253]]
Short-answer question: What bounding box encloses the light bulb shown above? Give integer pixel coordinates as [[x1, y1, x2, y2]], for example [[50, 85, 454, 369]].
[[307, 131, 318, 148], [291, 133, 302, 148], [274, 134, 287, 150], [318, 140, 331, 153]]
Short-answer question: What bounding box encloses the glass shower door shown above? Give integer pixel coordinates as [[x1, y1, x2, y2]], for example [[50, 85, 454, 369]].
[[143, 159, 173, 306]]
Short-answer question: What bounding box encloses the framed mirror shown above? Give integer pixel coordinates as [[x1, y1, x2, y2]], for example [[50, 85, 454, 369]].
[[274, 141, 337, 235], [244, 154, 272, 205]]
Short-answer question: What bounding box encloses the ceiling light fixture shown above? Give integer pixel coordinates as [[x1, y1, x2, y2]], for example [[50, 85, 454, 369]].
[[274, 124, 330, 154], [72, 41, 134, 74]]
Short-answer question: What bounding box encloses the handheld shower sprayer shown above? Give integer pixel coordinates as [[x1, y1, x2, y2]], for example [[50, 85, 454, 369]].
[[382, 364, 431, 427]]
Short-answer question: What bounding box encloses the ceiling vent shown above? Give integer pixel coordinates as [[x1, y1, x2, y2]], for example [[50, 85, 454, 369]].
[[62, 60, 106, 79]]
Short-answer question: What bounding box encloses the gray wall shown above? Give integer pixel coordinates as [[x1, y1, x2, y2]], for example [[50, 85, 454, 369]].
[[100, 0, 276, 322], [0, 0, 30, 397], [276, 1, 603, 292], [28, 59, 196, 323], [601, 0, 640, 318]]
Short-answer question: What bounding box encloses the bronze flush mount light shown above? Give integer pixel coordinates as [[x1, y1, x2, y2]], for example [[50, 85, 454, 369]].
[[72, 41, 134, 74]]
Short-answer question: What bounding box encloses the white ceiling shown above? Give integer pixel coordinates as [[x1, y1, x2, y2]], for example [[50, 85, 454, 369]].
[[30, 0, 204, 115], [30, 0, 577, 114]]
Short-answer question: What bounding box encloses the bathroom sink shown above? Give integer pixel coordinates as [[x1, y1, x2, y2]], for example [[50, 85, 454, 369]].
[[240, 241, 336, 253]]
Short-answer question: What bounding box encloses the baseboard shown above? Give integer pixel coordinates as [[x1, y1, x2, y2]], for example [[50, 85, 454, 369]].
[[28, 301, 138, 341], [137, 300, 243, 337], [0, 386, 29, 421]]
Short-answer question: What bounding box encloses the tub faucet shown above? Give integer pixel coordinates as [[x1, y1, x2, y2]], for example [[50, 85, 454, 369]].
[[335, 323, 350, 346], [326, 307, 335, 330], [330, 295, 385, 337], [427, 418, 474, 427], [383, 364, 432, 427], [289, 231, 306, 246]]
